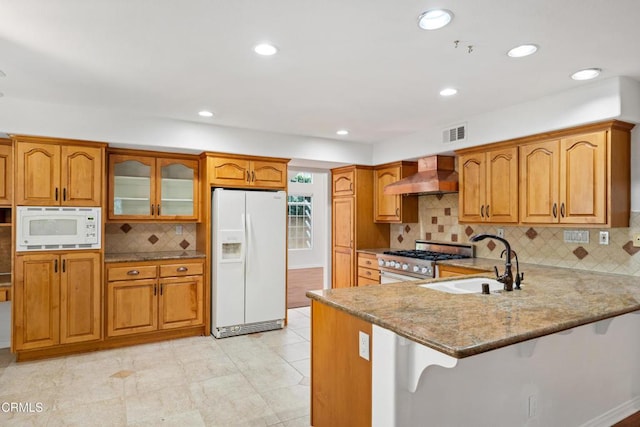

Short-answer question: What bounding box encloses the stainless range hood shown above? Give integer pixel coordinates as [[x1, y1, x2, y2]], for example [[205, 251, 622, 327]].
[[383, 155, 458, 195]]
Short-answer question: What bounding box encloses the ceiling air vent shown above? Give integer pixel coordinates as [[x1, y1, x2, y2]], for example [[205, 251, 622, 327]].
[[442, 123, 467, 143]]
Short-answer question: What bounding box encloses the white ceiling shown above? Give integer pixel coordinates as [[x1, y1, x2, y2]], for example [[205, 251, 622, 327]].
[[1, 0, 640, 144]]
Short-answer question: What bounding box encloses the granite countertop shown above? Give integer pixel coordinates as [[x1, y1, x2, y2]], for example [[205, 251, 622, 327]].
[[105, 250, 206, 263], [307, 258, 640, 359]]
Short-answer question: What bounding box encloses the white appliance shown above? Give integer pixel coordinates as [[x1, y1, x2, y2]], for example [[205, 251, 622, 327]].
[[211, 188, 286, 338], [16, 206, 101, 252]]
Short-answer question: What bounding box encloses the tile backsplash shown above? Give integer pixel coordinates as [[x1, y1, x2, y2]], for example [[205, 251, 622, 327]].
[[105, 223, 197, 253], [391, 193, 640, 276]]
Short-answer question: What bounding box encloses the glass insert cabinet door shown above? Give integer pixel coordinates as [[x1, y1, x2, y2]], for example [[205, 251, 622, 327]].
[[111, 156, 155, 218], [158, 160, 196, 217]]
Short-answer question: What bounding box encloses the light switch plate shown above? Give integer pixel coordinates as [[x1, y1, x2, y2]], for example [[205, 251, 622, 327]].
[[359, 331, 370, 361], [634, 233, 640, 248], [175, 225, 183, 235], [497, 228, 505, 238]]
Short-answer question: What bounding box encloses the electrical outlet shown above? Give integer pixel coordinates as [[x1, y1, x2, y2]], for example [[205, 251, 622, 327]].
[[634, 233, 640, 248], [599, 231, 609, 245], [497, 228, 505, 238], [358, 331, 370, 361], [175, 225, 183, 235]]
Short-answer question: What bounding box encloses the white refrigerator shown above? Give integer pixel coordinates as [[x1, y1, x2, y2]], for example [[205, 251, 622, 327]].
[[211, 188, 286, 338]]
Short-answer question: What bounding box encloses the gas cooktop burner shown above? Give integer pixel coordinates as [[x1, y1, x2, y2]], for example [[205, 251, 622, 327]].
[[382, 250, 471, 261]]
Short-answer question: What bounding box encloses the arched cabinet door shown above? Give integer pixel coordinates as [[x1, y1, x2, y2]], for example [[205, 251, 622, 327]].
[[16, 142, 61, 205]]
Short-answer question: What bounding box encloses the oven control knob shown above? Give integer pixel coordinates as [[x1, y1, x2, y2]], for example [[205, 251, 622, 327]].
[[402, 263, 409, 270], [394, 262, 401, 269], [413, 265, 420, 273], [385, 261, 392, 267], [378, 259, 384, 267], [421, 267, 429, 275]]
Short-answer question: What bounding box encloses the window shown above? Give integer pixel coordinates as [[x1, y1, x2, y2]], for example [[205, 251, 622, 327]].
[[288, 195, 312, 249], [289, 172, 312, 183]]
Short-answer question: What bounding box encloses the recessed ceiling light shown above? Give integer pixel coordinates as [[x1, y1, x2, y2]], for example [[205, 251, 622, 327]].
[[336, 130, 349, 136], [507, 44, 538, 58], [571, 68, 601, 81], [198, 110, 214, 117], [417, 9, 453, 30], [254, 43, 278, 56], [439, 88, 458, 97]]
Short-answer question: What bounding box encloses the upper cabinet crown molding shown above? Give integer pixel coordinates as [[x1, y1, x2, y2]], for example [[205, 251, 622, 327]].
[[13, 135, 105, 207], [456, 120, 634, 227]]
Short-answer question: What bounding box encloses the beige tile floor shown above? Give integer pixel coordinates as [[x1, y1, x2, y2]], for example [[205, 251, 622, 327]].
[[0, 307, 312, 426]]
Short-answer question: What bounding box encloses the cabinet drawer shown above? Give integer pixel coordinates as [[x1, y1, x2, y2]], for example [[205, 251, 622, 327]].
[[357, 254, 378, 269], [159, 261, 204, 277], [357, 266, 379, 281], [358, 276, 380, 286], [108, 265, 157, 281]]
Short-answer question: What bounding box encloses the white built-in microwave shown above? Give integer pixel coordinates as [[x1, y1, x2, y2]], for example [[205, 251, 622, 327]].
[[16, 206, 101, 252]]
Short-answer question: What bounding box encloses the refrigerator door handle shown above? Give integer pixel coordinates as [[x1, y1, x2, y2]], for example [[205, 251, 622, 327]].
[[245, 213, 251, 265]]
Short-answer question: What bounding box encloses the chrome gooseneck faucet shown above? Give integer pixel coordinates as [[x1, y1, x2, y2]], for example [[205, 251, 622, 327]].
[[470, 234, 514, 291]]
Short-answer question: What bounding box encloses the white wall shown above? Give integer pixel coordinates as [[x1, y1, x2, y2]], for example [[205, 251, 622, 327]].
[[0, 98, 373, 165], [287, 170, 329, 271]]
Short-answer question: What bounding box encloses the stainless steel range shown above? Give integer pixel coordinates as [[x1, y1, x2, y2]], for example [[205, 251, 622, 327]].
[[377, 241, 474, 283]]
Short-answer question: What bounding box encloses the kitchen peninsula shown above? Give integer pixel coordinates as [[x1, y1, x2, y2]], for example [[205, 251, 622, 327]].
[[308, 259, 640, 426]]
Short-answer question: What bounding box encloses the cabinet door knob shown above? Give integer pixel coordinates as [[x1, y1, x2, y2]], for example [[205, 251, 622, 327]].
[[177, 266, 188, 272], [127, 270, 140, 276]]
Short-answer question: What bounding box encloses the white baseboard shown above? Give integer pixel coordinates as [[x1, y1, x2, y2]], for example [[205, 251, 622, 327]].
[[581, 396, 640, 427]]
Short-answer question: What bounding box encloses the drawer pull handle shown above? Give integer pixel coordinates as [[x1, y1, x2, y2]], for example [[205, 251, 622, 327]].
[[177, 266, 188, 272], [127, 270, 140, 276], [366, 271, 371, 276]]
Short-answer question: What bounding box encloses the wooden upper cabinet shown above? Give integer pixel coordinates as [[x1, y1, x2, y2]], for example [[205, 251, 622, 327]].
[[520, 131, 607, 225], [208, 157, 251, 187], [156, 158, 199, 220], [458, 153, 486, 223], [61, 145, 103, 206], [332, 169, 355, 196], [0, 142, 12, 206], [485, 147, 519, 223], [16, 142, 61, 206], [560, 132, 606, 224], [460, 147, 518, 223], [15, 137, 104, 206], [520, 140, 560, 224], [374, 162, 418, 223], [207, 154, 289, 189], [109, 152, 199, 221]]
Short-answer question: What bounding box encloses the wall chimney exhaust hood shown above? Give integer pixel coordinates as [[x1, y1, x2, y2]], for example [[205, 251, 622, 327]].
[[383, 155, 458, 195]]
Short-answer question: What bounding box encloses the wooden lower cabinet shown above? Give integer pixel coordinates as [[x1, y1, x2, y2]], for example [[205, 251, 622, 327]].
[[311, 300, 372, 426], [438, 264, 489, 278], [106, 259, 204, 337], [14, 252, 101, 351]]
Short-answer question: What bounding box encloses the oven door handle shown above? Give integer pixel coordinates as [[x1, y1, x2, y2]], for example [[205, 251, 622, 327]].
[[380, 270, 421, 284]]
